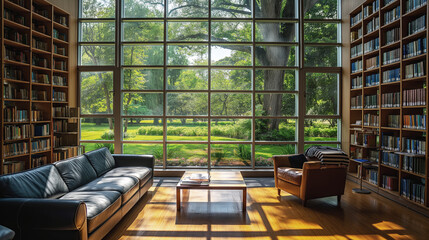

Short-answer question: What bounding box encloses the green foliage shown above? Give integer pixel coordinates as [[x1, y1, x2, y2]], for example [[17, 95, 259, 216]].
[[235, 144, 251, 161], [95, 143, 114, 154], [212, 148, 226, 162], [101, 131, 114, 140]]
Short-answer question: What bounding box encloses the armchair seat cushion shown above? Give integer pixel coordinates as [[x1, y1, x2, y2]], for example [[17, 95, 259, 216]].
[[277, 167, 302, 186], [60, 191, 121, 233], [102, 167, 151, 187]]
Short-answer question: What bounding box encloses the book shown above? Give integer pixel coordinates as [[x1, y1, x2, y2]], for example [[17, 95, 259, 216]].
[[180, 176, 210, 185], [189, 173, 210, 182]]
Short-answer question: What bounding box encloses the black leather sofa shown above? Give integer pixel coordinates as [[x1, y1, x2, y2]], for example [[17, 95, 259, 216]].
[[0, 147, 154, 240]]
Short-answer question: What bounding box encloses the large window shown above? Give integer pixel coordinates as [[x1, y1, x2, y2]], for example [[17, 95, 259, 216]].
[[78, 0, 341, 168]]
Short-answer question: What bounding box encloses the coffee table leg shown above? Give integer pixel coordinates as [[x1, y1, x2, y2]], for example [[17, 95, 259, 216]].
[[242, 188, 247, 212], [176, 188, 180, 211]]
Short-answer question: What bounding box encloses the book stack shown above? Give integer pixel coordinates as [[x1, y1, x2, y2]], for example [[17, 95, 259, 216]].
[[352, 76, 363, 89], [382, 68, 400, 83], [351, 44, 363, 58], [401, 178, 425, 204], [31, 110, 43, 121], [403, 156, 426, 175], [54, 44, 66, 55], [364, 94, 378, 108], [404, 61, 425, 78], [365, 73, 379, 86], [403, 88, 426, 106], [4, 125, 31, 140], [403, 38, 427, 58], [32, 124, 50, 137], [32, 54, 49, 68], [53, 29, 67, 41], [352, 60, 363, 73], [351, 11, 362, 27], [53, 90, 66, 102], [387, 114, 400, 128], [408, 15, 426, 36], [401, 138, 426, 154], [383, 48, 400, 65], [364, 0, 379, 17], [366, 167, 378, 185], [53, 146, 82, 161], [32, 38, 49, 51], [364, 38, 379, 53], [4, 27, 28, 44], [364, 113, 379, 126], [32, 22, 47, 34], [31, 139, 51, 152], [4, 107, 28, 122], [369, 150, 379, 163], [32, 72, 50, 84], [3, 142, 29, 157], [9, 0, 26, 7], [382, 175, 398, 191], [5, 48, 27, 63], [3, 83, 28, 99], [384, 27, 400, 45], [382, 152, 399, 167], [180, 173, 210, 185], [4, 66, 23, 80], [366, 16, 379, 34], [55, 15, 68, 26], [350, 146, 363, 158], [351, 95, 362, 109], [4, 9, 26, 25], [363, 133, 377, 147], [381, 133, 400, 151], [384, 6, 400, 25], [366, 56, 379, 70], [31, 155, 47, 168], [403, 114, 426, 129], [32, 90, 48, 101], [381, 92, 400, 107], [405, 0, 427, 13], [2, 161, 25, 174], [53, 75, 67, 86], [351, 28, 362, 41]]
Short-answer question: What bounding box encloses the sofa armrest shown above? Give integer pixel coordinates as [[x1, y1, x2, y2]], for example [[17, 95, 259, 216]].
[[0, 198, 87, 231], [112, 154, 155, 170]]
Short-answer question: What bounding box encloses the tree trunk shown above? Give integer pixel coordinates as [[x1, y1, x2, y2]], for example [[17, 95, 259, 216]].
[[98, 72, 113, 130]]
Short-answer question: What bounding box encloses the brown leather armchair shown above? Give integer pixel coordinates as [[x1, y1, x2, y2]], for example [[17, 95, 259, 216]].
[[273, 155, 347, 206]]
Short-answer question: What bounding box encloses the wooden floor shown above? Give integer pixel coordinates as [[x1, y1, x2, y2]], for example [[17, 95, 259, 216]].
[[104, 179, 429, 240]]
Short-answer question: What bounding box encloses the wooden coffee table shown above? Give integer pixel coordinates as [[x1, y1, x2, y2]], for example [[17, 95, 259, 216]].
[[176, 171, 247, 212]]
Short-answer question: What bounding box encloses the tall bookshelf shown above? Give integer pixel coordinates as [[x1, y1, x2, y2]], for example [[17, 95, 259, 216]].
[[1, 0, 81, 175], [349, 0, 429, 214]]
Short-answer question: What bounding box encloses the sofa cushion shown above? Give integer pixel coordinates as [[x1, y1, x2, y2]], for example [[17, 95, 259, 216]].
[[102, 167, 151, 187], [0, 165, 69, 198], [60, 191, 121, 233], [277, 167, 303, 186], [74, 176, 139, 204], [288, 154, 307, 169], [84, 148, 116, 176], [54, 155, 98, 191]]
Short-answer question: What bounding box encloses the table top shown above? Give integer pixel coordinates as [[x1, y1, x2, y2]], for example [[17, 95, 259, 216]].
[[177, 171, 246, 189]]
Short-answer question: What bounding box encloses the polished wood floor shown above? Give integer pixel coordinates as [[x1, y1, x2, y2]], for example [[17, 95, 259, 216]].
[[104, 179, 429, 240]]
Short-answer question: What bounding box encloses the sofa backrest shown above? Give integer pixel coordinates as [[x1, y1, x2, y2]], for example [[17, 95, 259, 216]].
[[0, 165, 69, 198], [84, 147, 115, 176], [54, 155, 98, 191]]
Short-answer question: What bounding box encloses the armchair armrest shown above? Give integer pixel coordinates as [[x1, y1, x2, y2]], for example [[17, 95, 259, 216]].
[[112, 154, 155, 172], [0, 199, 86, 231], [272, 155, 294, 168]]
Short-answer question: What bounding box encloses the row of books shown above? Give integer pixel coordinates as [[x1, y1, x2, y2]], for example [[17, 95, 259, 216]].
[[54, 60, 67, 71], [4, 124, 31, 141], [403, 114, 426, 129], [32, 38, 49, 51], [364, 113, 379, 126], [364, 133, 378, 147], [405, 0, 427, 13], [351, 95, 362, 109], [4, 66, 24, 81], [54, 147, 82, 161], [384, 27, 399, 46], [32, 72, 50, 84], [382, 175, 398, 191], [352, 76, 363, 89], [351, 28, 362, 42], [54, 15, 68, 26], [53, 75, 67, 86], [4, 9, 26, 26], [53, 91, 67, 102], [404, 61, 425, 79], [364, 0, 379, 18], [366, 56, 379, 70], [4, 84, 28, 100], [352, 60, 363, 73], [32, 54, 49, 68], [403, 156, 425, 175], [401, 178, 425, 204], [366, 168, 378, 185], [32, 22, 47, 35], [382, 151, 399, 168], [381, 133, 400, 151], [5, 48, 28, 63], [54, 44, 66, 56], [31, 110, 44, 121], [32, 139, 51, 153], [364, 94, 378, 108], [32, 90, 48, 101], [351, 44, 362, 58], [382, 48, 400, 65], [366, 73, 379, 86], [408, 15, 426, 36], [384, 6, 400, 25], [31, 155, 47, 168], [32, 4, 50, 18], [403, 88, 426, 106], [9, 0, 26, 8], [53, 120, 73, 132], [366, 16, 379, 34], [388, 114, 400, 128], [4, 27, 28, 44], [351, 11, 363, 27], [402, 137, 426, 154], [350, 146, 363, 159], [3, 142, 29, 157], [53, 106, 77, 117], [381, 91, 400, 107], [53, 29, 67, 41], [382, 68, 400, 83], [369, 150, 380, 162], [403, 37, 427, 59], [4, 107, 28, 122], [364, 37, 379, 53], [3, 161, 25, 174], [33, 124, 50, 137]]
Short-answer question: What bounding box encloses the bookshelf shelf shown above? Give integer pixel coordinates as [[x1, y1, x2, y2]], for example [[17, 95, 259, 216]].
[[4, 154, 30, 160], [349, 0, 429, 212], [4, 39, 30, 48], [31, 12, 51, 23], [3, 18, 29, 30], [4, 0, 30, 12]]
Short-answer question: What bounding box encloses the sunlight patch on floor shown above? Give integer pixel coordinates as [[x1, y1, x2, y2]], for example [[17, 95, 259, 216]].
[[372, 221, 405, 231]]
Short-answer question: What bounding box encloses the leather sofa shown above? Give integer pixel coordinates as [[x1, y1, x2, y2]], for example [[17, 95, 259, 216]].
[[0, 147, 154, 240]]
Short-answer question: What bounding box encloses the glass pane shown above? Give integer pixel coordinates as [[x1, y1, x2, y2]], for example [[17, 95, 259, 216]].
[[167, 118, 208, 141], [256, 0, 297, 18], [304, 0, 339, 19], [304, 119, 339, 142], [122, 93, 163, 116], [123, 0, 164, 18], [211, 69, 252, 90], [306, 72, 339, 115], [304, 23, 339, 43], [81, 143, 115, 153], [255, 69, 297, 91], [167, 45, 208, 65], [255, 144, 296, 166], [80, 0, 115, 18], [81, 118, 114, 140], [211, 45, 252, 66], [122, 45, 164, 65], [80, 21, 115, 42], [79, 45, 115, 66], [255, 22, 298, 42], [123, 143, 163, 166], [255, 93, 296, 116], [167, 69, 208, 90], [168, 22, 208, 41], [211, 21, 252, 42], [255, 45, 297, 67], [211, 144, 251, 167], [211, 93, 251, 116], [123, 118, 163, 141], [80, 72, 113, 114], [122, 68, 163, 90], [122, 22, 164, 42], [211, 119, 251, 141], [167, 93, 208, 116], [255, 119, 296, 141], [211, 0, 251, 18], [166, 144, 208, 167], [304, 46, 340, 67], [168, 0, 208, 18], [304, 144, 340, 152]]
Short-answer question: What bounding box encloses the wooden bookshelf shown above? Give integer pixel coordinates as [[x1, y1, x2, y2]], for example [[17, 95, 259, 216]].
[[349, 0, 429, 212], [1, 0, 81, 175]]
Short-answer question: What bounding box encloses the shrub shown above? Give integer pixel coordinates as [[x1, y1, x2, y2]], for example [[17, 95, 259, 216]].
[[101, 130, 114, 140], [95, 143, 114, 154], [235, 144, 251, 160]]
